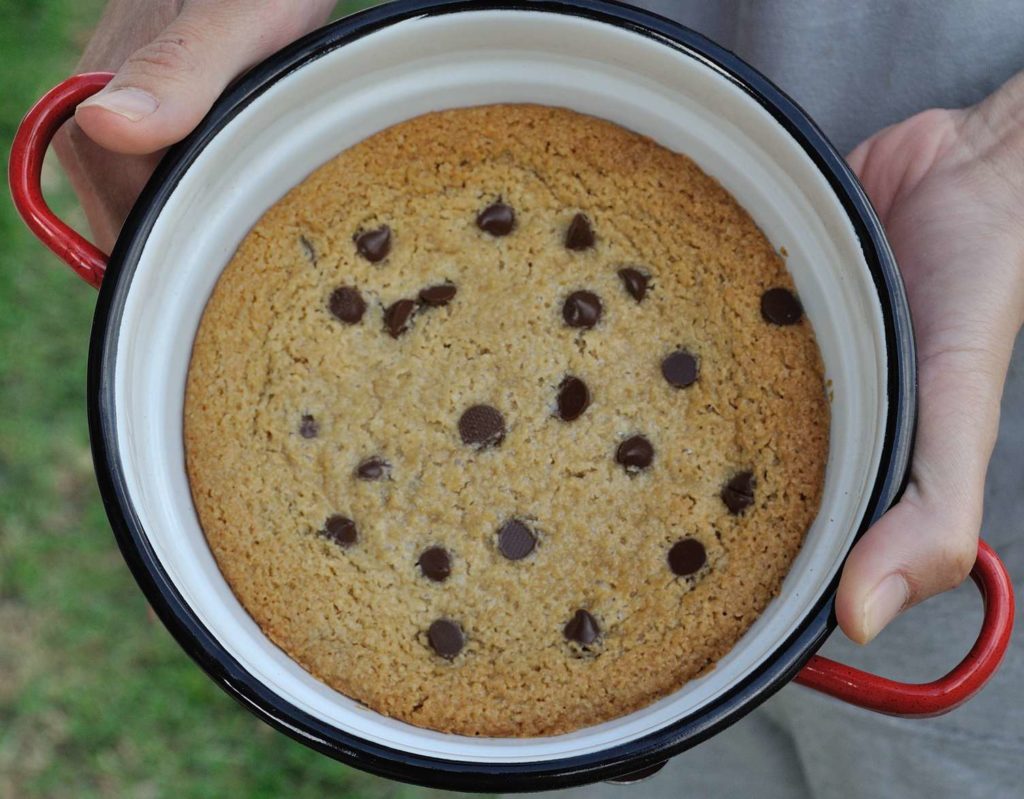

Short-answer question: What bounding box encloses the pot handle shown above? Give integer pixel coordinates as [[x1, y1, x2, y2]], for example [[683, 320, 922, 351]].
[[8, 73, 115, 289], [794, 540, 1014, 717]]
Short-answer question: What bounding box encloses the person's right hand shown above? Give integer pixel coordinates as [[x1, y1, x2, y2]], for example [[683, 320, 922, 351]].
[[55, 0, 336, 253]]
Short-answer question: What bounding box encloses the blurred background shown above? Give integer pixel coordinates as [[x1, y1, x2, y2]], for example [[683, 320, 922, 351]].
[[0, 1, 467, 797]]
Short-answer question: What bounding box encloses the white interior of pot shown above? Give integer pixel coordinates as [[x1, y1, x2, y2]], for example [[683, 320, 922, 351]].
[[111, 10, 888, 763]]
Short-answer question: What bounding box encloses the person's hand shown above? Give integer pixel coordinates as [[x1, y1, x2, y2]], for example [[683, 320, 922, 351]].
[[54, 0, 336, 253], [837, 74, 1024, 643]]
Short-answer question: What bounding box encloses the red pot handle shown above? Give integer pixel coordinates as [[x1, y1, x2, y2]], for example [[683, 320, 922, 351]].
[[8, 72, 115, 289], [795, 540, 1014, 717]]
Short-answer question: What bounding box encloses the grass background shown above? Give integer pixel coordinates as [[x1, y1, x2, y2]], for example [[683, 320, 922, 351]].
[[0, 1, 460, 796]]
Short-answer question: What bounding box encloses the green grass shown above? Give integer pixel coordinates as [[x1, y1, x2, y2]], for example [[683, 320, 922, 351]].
[[1, 2, 457, 797]]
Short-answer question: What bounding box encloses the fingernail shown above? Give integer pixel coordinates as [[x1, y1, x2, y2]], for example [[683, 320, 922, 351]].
[[862, 573, 910, 643], [79, 87, 158, 121]]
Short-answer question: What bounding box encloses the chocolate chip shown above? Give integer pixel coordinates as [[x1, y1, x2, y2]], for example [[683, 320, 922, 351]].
[[418, 283, 457, 307], [418, 546, 451, 582], [383, 298, 416, 338], [328, 286, 366, 324], [354, 225, 391, 262], [299, 414, 319, 439], [721, 471, 756, 514], [458, 404, 505, 449], [616, 435, 654, 472], [761, 287, 803, 325], [322, 514, 357, 547], [618, 267, 649, 302], [476, 202, 515, 236], [356, 457, 390, 481], [497, 519, 536, 560], [564, 609, 600, 645], [427, 618, 464, 659], [668, 538, 707, 576], [661, 349, 699, 388], [562, 290, 602, 329], [565, 212, 595, 250], [556, 376, 590, 421]]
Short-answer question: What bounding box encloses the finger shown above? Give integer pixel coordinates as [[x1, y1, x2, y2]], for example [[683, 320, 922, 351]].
[[74, 0, 335, 155], [835, 345, 1005, 643]]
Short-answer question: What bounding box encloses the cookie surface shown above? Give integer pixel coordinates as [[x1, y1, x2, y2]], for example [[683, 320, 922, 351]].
[[184, 104, 829, 736]]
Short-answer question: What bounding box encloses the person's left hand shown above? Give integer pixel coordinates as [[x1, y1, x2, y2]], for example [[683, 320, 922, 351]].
[[837, 75, 1024, 643]]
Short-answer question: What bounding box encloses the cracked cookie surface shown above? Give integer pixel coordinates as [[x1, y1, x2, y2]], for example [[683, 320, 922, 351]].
[[184, 104, 829, 736]]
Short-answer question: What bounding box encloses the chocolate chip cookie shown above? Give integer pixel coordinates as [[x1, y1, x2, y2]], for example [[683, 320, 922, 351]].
[[184, 104, 829, 736]]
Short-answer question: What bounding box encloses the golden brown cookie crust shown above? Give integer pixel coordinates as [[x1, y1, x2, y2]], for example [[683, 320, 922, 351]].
[[184, 104, 829, 737]]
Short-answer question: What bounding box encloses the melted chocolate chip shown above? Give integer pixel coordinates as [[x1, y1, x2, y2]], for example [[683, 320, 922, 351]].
[[556, 376, 590, 421], [354, 225, 391, 262], [356, 457, 390, 481], [418, 283, 457, 307], [562, 290, 602, 329], [565, 213, 595, 250], [476, 202, 515, 236], [418, 546, 451, 582], [383, 299, 416, 338], [616, 435, 654, 472], [661, 349, 699, 388], [458, 404, 506, 449], [564, 609, 600, 645], [721, 471, 756, 515], [299, 414, 319, 439], [618, 267, 649, 302], [322, 515, 357, 547], [761, 287, 804, 325], [497, 519, 536, 560], [668, 538, 707, 576], [328, 286, 366, 324], [428, 618, 464, 659]]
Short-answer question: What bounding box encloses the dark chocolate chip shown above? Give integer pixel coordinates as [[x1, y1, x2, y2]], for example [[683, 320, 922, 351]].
[[721, 471, 756, 515], [618, 267, 649, 302], [356, 457, 390, 481], [427, 618, 464, 659], [556, 376, 590, 421], [383, 298, 416, 338], [328, 286, 366, 324], [497, 519, 536, 560], [354, 225, 391, 262], [616, 435, 654, 472], [562, 290, 602, 329], [668, 538, 707, 576], [565, 212, 595, 250], [418, 546, 452, 582], [418, 283, 457, 307], [661, 349, 699, 388], [476, 202, 515, 236], [322, 514, 357, 547], [761, 287, 803, 325], [458, 404, 506, 449], [299, 414, 319, 439], [564, 609, 600, 645]]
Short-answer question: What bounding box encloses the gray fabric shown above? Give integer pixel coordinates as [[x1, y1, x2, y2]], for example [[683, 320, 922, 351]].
[[638, 0, 1024, 155], [520, 2, 1024, 797]]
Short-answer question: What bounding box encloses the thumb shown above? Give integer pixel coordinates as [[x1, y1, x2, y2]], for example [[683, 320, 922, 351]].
[[835, 345, 1004, 643], [74, 0, 335, 155]]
